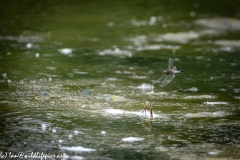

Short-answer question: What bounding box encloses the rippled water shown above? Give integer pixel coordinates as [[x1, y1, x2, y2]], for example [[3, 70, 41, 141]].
[[1, 0, 240, 159]]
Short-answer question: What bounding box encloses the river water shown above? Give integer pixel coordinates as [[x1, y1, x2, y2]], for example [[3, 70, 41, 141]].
[[0, 1, 240, 159]]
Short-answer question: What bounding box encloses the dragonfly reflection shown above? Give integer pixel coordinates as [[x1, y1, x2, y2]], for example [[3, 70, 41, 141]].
[[154, 58, 185, 87]]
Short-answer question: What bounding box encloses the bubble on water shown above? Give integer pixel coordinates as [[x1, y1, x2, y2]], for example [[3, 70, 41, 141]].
[[149, 16, 157, 26], [52, 129, 57, 133], [35, 53, 40, 58], [162, 23, 168, 28], [41, 123, 47, 131], [26, 43, 33, 49], [68, 134, 73, 139], [185, 87, 199, 92], [74, 130, 79, 135], [122, 137, 144, 142], [101, 131, 106, 134], [190, 11, 196, 17], [58, 48, 73, 56], [107, 22, 114, 27], [59, 140, 63, 143]]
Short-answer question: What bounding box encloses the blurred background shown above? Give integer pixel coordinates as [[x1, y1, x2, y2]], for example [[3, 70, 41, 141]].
[[0, 0, 240, 159]]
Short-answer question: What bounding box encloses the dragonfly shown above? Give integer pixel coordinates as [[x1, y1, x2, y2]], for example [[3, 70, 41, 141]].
[[75, 85, 91, 96], [153, 58, 185, 87]]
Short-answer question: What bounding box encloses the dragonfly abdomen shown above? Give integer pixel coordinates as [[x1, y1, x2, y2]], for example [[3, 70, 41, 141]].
[[173, 70, 185, 73]]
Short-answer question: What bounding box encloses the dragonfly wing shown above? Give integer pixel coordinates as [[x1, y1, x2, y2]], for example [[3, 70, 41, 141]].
[[172, 66, 177, 71], [154, 73, 167, 84], [168, 58, 173, 70], [160, 74, 175, 87], [85, 85, 91, 95]]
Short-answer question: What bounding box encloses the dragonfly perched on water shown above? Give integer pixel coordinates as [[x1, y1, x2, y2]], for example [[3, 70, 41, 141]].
[[153, 58, 185, 87], [75, 85, 91, 96]]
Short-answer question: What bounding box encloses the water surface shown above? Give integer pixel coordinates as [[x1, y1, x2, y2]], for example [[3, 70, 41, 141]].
[[1, 0, 240, 159]]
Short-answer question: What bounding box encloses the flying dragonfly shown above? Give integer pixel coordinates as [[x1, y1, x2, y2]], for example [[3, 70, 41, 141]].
[[153, 58, 185, 87]]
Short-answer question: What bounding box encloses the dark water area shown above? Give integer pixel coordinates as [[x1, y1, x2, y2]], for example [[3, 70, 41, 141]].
[[0, 0, 240, 159]]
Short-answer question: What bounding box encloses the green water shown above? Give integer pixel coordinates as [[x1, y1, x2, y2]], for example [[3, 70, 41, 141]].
[[1, 0, 240, 159]]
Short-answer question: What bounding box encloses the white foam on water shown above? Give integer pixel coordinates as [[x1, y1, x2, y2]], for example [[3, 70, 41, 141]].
[[60, 146, 96, 152], [26, 43, 33, 48], [35, 53, 40, 58], [59, 140, 63, 143], [71, 156, 85, 160], [122, 137, 144, 142], [137, 83, 154, 91], [58, 48, 73, 56], [185, 111, 228, 118], [68, 134, 73, 139], [184, 95, 217, 99], [104, 109, 162, 118], [155, 146, 169, 152], [99, 48, 132, 58], [104, 109, 125, 115], [185, 87, 199, 92], [41, 123, 47, 131], [203, 102, 228, 105], [155, 31, 199, 44], [137, 110, 162, 118]]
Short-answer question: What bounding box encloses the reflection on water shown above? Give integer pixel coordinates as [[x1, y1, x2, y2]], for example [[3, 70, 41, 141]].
[[1, 0, 240, 159]]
